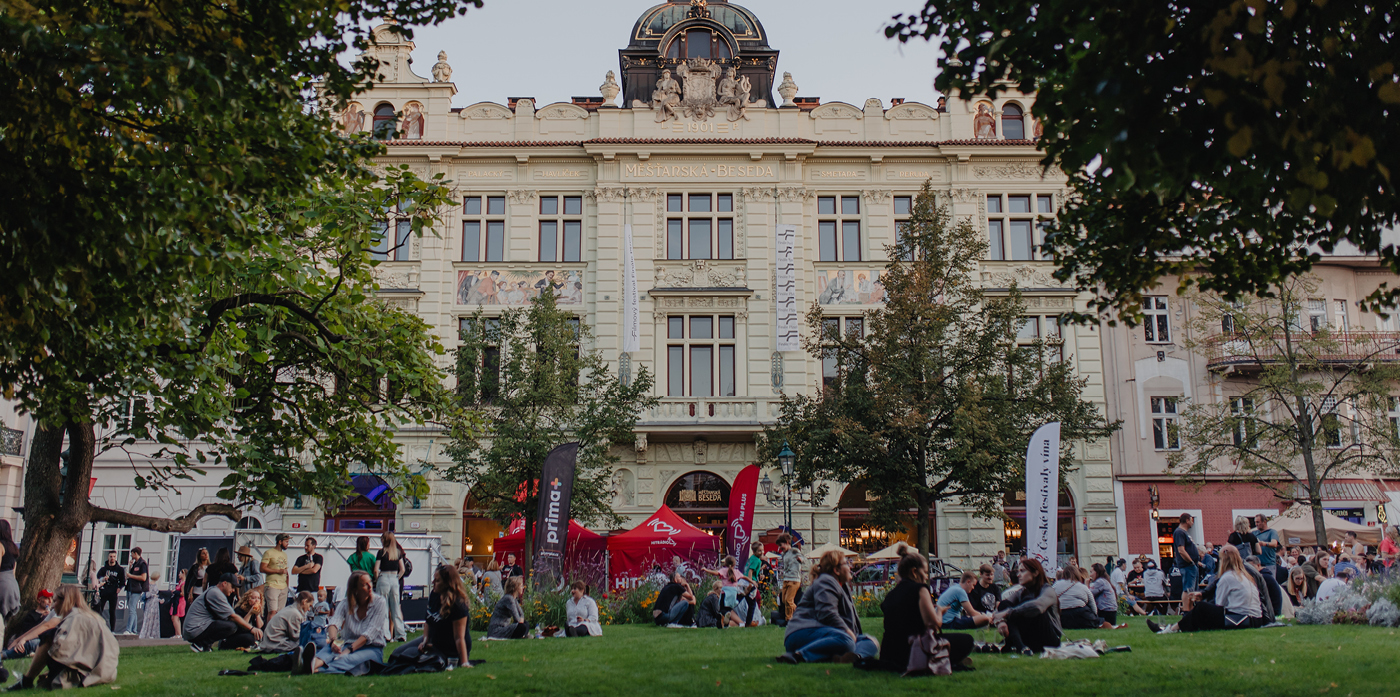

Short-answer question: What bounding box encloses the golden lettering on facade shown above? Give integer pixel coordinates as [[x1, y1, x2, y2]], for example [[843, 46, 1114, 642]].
[[812, 171, 862, 178], [536, 169, 585, 178], [463, 170, 508, 178], [623, 163, 776, 179], [670, 122, 733, 133], [897, 171, 931, 178]]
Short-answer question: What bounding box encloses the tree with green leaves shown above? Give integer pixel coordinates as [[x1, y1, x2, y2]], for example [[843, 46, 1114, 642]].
[[761, 183, 1117, 554], [887, 2, 1400, 320], [1170, 276, 1400, 545], [444, 291, 658, 579], [1, 0, 481, 613]]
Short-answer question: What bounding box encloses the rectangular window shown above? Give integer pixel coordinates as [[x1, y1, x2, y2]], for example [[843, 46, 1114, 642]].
[[667, 194, 684, 212], [1037, 196, 1053, 214], [668, 316, 684, 339], [562, 221, 581, 262], [818, 196, 862, 262], [689, 219, 712, 259], [987, 193, 1049, 261], [1334, 299, 1349, 331], [894, 196, 914, 261], [1231, 397, 1256, 447], [668, 346, 684, 396], [1144, 297, 1171, 343], [690, 316, 713, 339], [538, 221, 558, 262], [718, 345, 735, 397], [667, 219, 684, 260], [539, 196, 583, 262], [717, 194, 733, 212], [563, 196, 582, 215], [691, 346, 713, 396], [988, 220, 1005, 261], [987, 195, 1002, 214], [1008, 220, 1033, 260], [102, 525, 133, 566], [1308, 299, 1327, 332], [717, 219, 734, 259], [540, 196, 559, 216], [845, 317, 863, 337], [1017, 316, 1040, 340], [718, 316, 735, 339], [457, 317, 502, 402], [1321, 396, 1342, 448], [1151, 397, 1180, 451], [689, 193, 711, 212], [664, 193, 734, 260], [1389, 397, 1400, 439], [667, 314, 738, 398], [463, 196, 506, 261], [894, 196, 912, 216]]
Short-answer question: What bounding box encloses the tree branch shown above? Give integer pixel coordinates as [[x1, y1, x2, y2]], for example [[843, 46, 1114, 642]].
[[89, 503, 240, 533]]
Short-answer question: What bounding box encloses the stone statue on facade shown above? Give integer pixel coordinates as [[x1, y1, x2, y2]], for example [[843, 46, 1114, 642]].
[[677, 58, 721, 121], [777, 71, 798, 107], [974, 102, 997, 139], [431, 51, 452, 83], [402, 102, 424, 140], [340, 102, 365, 133], [717, 67, 753, 122], [652, 69, 682, 122], [599, 70, 621, 106]]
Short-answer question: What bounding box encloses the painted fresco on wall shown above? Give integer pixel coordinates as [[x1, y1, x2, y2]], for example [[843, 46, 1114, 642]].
[[816, 269, 885, 305], [457, 269, 583, 306]]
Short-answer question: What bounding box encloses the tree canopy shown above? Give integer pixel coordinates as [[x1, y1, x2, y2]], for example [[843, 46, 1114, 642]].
[[761, 183, 1116, 554], [888, 1, 1400, 320], [444, 291, 657, 576]]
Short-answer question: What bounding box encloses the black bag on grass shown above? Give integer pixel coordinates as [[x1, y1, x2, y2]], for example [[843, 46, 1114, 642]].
[[379, 642, 446, 675], [248, 652, 297, 673]]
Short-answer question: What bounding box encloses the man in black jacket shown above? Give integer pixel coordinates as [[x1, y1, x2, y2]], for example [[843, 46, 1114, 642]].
[[1245, 555, 1282, 620], [969, 563, 1003, 615], [651, 573, 696, 626], [93, 551, 125, 630]]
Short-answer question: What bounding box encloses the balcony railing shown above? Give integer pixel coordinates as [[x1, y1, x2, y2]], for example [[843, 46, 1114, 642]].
[[642, 398, 776, 425], [1205, 331, 1400, 372], [1, 427, 23, 457]]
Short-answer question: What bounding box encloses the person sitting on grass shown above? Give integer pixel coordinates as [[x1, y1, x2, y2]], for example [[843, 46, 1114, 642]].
[[877, 545, 973, 674], [935, 571, 991, 630], [293, 570, 387, 675], [1332, 553, 1361, 580], [260, 591, 314, 654], [702, 555, 757, 620], [487, 576, 528, 639], [236, 590, 265, 635], [991, 558, 1061, 655], [1316, 566, 1354, 602], [564, 581, 602, 637], [1054, 567, 1111, 629], [1299, 552, 1331, 598], [1090, 564, 1122, 627], [184, 573, 263, 652], [777, 550, 878, 665], [697, 582, 727, 629], [3, 589, 58, 663], [652, 572, 696, 627], [968, 564, 1003, 616], [1148, 546, 1265, 634], [414, 564, 473, 666], [5, 585, 118, 691], [1244, 555, 1284, 619]]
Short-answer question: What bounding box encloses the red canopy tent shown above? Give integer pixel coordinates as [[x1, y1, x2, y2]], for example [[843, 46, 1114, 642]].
[[493, 519, 608, 587], [607, 505, 722, 591]]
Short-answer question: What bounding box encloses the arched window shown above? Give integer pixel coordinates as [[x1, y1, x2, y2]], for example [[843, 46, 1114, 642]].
[[235, 516, 262, 530], [1002, 104, 1025, 140], [665, 470, 730, 542], [665, 28, 732, 60], [372, 103, 397, 139]]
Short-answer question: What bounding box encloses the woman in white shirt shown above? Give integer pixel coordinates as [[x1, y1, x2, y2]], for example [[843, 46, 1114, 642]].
[[296, 570, 388, 675], [564, 581, 602, 637], [1053, 567, 1111, 629], [1149, 546, 1263, 634]]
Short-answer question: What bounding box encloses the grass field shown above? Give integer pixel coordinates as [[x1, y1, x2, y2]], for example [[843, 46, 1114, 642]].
[[44, 618, 1400, 696]]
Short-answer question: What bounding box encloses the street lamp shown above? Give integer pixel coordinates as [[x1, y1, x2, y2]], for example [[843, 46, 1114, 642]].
[[762, 442, 800, 533]]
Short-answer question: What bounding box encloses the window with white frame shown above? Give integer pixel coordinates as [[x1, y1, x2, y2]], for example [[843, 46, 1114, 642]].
[[371, 214, 412, 262], [103, 523, 133, 566], [1016, 314, 1063, 362], [893, 195, 914, 261], [538, 195, 583, 263], [667, 193, 734, 260], [817, 196, 861, 262], [166, 534, 179, 585], [1151, 396, 1180, 451], [461, 195, 506, 262], [1307, 299, 1327, 332], [1221, 301, 1244, 335], [1320, 396, 1343, 448], [666, 315, 737, 397], [1143, 296, 1171, 343], [1230, 397, 1256, 447], [821, 316, 864, 388], [1388, 397, 1400, 438], [987, 194, 1052, 261], [1334, 299, 1349, 331], [459, 317, 502, 403]]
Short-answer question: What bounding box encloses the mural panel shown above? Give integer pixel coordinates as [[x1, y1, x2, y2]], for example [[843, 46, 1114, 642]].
[[456, 269, 584, 306], [816, 269, 885, 305]]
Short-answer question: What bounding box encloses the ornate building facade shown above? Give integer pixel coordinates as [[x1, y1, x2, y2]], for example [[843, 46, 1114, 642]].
[[66, 0, 1119, 579]]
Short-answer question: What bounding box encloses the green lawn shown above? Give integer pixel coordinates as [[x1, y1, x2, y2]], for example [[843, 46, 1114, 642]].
[[69, 618, 1399, 696]]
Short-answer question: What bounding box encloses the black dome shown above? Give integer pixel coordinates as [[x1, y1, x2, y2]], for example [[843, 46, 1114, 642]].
[[618, 0, 779, 108]]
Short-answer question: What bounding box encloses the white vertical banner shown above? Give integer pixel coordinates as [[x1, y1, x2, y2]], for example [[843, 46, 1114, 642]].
[[622, 223, 640, 353], [775, 223, 799, 352], [1025, 422, 1062, 568]]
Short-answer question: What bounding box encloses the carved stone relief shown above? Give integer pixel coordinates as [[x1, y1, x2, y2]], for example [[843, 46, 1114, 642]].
[[611, 468, 636, 507], [987, 264, 1063, 288], [536, 104, 589, 120], [463, 104, 512, 120], [740, 187, 775, 201], [973, 162, 1063, 180], [692, 438, 708, 464], [635, 433, 648, 455], [861, 189, 892, 205], [776, 187, 813, 203], [885, 103, 939, 120], [654, 260, 747, 288], [505, 189, 538, 204], [810, 103, 863, 120], [588, 186, 626, 202], [947, 188, 980, 204], [770, 351, 784, 390]]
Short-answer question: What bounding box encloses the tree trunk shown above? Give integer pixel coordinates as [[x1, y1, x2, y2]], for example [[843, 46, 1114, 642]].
[[523, 512, 535, 585], [1294, 395, 1330, 548], [916, 495, 932, 558]]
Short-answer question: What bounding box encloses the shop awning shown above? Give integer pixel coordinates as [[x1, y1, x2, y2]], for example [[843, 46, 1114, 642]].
[[1291, 480, 1387, 503]]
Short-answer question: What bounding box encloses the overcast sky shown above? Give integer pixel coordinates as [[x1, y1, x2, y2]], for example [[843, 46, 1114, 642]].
[[398, 0, 944, 108]]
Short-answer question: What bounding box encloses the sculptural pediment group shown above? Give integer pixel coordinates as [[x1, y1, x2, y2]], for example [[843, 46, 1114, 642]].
[[638, 58, 762, 124]]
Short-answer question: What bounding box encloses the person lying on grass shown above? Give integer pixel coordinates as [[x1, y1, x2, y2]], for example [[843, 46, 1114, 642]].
[[293, 570, 387, 675], [1148, 546, 1267, 634], [6, 585, 118, 690]]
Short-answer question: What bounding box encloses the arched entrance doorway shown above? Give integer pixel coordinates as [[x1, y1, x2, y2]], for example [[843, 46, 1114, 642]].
[[665, 471, 730, 547], [1001, 489, 1077, 566], [325, 475, 397, 533], [836, 482, 937, 556], [462, 492, 504, 563]]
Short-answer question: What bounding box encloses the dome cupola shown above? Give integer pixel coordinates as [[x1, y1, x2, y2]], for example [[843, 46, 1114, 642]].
[[619, 0, 777, 109]]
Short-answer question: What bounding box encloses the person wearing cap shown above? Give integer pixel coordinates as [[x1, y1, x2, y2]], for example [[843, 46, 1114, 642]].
[[2, 589, 59, 660], [183, 572, 263, 652], [261, 533, 292, 619], [235, 546, 264, 597]]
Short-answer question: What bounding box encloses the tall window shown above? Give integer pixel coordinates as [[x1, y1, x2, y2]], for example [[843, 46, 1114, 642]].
[[818, 196, 861, 262], [1334, 299, 1349, 331], [1320, 396, 1344, 448], [821, 317, 864, 388], [1308, 299, 1327, 332], [666, 315, 736, 397], [1002, 104, 1025, 140], [1231, 397, 1256, 447], [372, 103, 396, 139], [459, 317, 502, 403], [665, 28, 732, 60], [1016, 315, 1063, 362], [462, 196, 506, 262], [893, 196, 914, 261], [666, 193, 734, 260], [987, 194, 1051, 260], [1151, 397, 1180, 451], [539, 196, 583, 263], [1143, 296, 1171, 343], [103, 523, 133, 566], [371, 216, 412, 261], [1389, 397, 1400, 439]]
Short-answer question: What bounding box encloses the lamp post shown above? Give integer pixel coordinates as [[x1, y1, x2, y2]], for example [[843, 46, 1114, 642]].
[[761, 442, 803, 535]]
